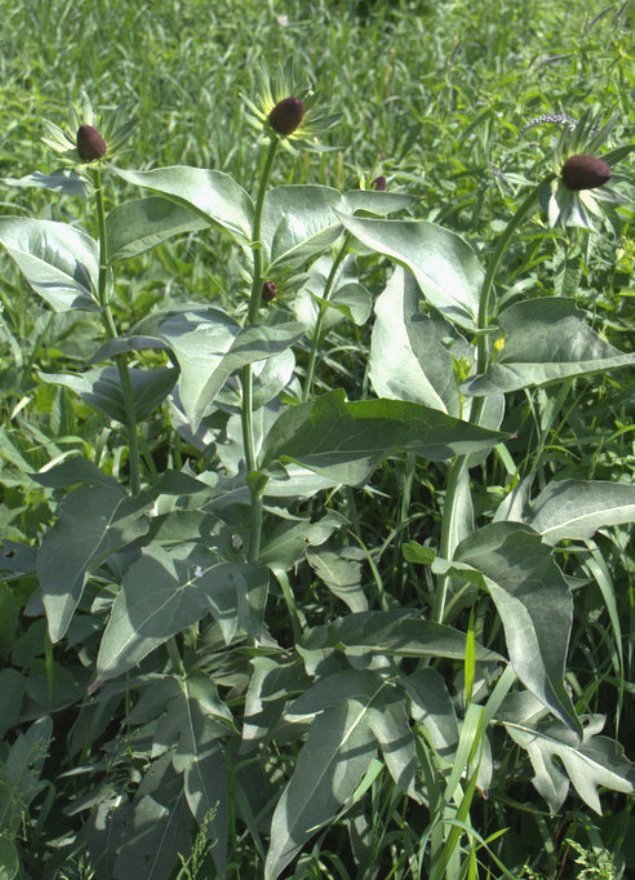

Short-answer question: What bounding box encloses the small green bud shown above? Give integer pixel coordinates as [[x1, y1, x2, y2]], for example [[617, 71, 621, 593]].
[[76, 125, 107, 161], [262, 281, 278, 302], [268, 97, 304, 136], [561, 154, 611, 191]]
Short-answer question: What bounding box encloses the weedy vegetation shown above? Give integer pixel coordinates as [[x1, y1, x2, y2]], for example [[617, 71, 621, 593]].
[[0, 1, 633, 878]]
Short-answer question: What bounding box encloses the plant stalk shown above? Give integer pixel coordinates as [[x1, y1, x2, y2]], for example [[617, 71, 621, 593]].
[[241, 136, 279, 562], [434, 181, 545, 622], [93, 167, 141, 494], [303, 232, 352, 401]]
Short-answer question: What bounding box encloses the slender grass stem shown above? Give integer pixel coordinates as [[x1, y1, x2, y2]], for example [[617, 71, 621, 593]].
[[93, 167, 141, 494], [241, 136, 279, 562], [303, 232, 352, 401], [435, 181, 546, 622]]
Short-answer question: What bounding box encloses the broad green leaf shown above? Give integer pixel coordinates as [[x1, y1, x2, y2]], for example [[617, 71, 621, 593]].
[[258, 511, 345, 570], [265, 696, 377, 880], [293, 254, 372, 332], [242, 656, 310, 751], [464, 298, 635, 395], [340, 214, 483, 330], [172, 674, 230, 875], [3, 168, 86, 197], [39, 366, 178, 423], [0, 716, 52, 836], [402, 668, 459, 758], [505, 715, 635, 814], [160, 308, 304, 429], [96, 544, 243, 682], [366, 688, 419, 800], [455, 522, 580, 732], [0, 217, 97, 312], [0, 836, 19, 880], [298, 610, 502, 676], [0, 670, 25, 738], [262, 185, 343, 270], [522, 479, 635, 545], [106, 196, 208, 262], [111, 165, 254, 242], [342, 190, 415, 216], [306, 546, 367, 612], [261, 389, 502, 484], [369, 268, 470, 415], [113, 762, 193, 880], [89, 334, 172, 364], [37, 479, 149, 642]]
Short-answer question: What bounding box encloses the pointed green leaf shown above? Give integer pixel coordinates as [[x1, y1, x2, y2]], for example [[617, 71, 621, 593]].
[[523, 479, 635, 545], [342, 190, 415, 216], [106, 196, 208, 262], [37, 480, 149, 642], [505, 716, 635, 814], [111, 165, 254, 242], [96, 544, 243, 682], [3, 168, 86, 197], [0, 217, 97, 311], [262, 185, 343, 270], [261, 389, 502, 484], [455, 522, 580, 732], [265, 697, 377, 880], [340, 214, 483, 330], [160, 308, 304, 429], [465, 298, 635, 395], [370, 268, 470, 415], [39, 366, 178, 423]]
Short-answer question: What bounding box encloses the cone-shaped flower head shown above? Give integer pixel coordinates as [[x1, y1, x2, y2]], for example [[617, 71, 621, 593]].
[[371, 175, 387, 191], [76, 125, 107, 162], [268, 97, 305, 136], [561, 154, 612, 191], [262, 281, 278, 302]]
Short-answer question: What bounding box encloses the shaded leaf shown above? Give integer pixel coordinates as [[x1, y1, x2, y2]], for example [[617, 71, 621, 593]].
[[340, 214, 483, 330], [464, 298, 635, 395], [454, 522, 580, 732], [107, 196, 208, 262], [369, 268, 470, 415], [39, 366, 178, 423], [261, 389, 502, 484], [505, 715, 635, 814], [0, 217, 97, 311], [111, 165, 254, 242]]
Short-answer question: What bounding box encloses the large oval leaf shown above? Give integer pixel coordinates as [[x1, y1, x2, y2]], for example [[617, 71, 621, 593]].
[[111, 165, 254, 242], [369, 267, 471, 415], [464, 298, 635, 395], [106, 196, 208, 262], [0, 217, 98, 312], [261, 389, 502, 484], [340, 214, 483, 330]]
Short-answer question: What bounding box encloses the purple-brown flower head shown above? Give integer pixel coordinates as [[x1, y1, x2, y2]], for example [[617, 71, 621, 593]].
[[268, 97, 305, 136], [371, 175, 387, 191], [561, 154, 611, 191], [76, 125, 107, 161], [262, 281, 278, 302]]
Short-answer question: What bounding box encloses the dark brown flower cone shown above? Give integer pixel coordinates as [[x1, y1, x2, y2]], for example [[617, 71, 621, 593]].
[[268, 97, 304, 136], [76, 125, 107, 161], [561, 154, 611, 191]]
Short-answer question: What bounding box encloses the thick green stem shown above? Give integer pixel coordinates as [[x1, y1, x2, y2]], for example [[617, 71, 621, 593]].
[[93, 167, 141, 494], [435, 182, 545, 622], [303, 232, 353, 401], [241, 136, 279, 563]]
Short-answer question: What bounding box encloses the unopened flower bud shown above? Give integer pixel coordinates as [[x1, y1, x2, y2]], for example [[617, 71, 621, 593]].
[[561, 154, 611, 191], [262, 281, 278, 302], [76, 125, 107, 161], [371, 175, 387, 191], [268, 97, 304, 136]]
